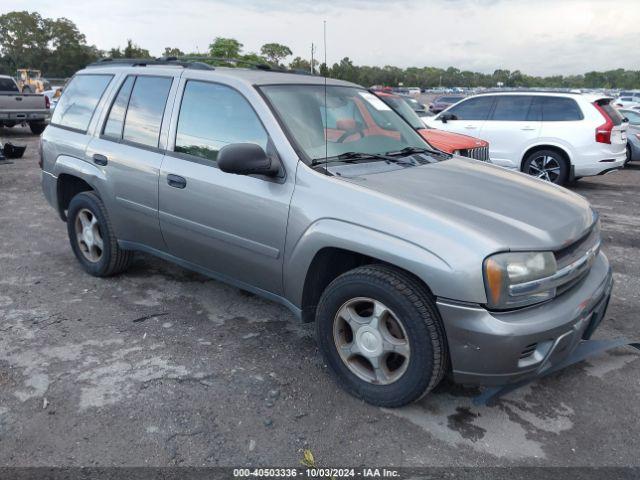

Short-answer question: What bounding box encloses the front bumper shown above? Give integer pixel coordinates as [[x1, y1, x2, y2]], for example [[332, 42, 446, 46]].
[[437, 252, 613, 386]]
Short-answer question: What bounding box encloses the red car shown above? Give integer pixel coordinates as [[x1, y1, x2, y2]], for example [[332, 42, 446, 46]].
[[374, 91, 490, 161]]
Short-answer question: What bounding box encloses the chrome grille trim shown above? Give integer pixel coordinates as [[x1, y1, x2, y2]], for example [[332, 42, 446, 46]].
[[460, 146, 490, 162], [509, 240, 601, 297]]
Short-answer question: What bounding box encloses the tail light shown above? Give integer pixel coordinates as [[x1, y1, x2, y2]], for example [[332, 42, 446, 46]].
[[45, 95, 50, 109], [593, 102, 613, 144]]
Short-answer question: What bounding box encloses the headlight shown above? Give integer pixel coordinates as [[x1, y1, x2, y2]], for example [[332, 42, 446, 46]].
[[483, 251, 557, 309]]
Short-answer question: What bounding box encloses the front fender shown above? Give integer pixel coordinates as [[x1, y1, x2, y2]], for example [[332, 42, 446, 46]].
[[284, 218, 471, 308]]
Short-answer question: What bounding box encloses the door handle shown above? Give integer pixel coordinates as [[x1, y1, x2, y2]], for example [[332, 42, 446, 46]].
[[464, 125, 477, 130], [92, 153, 108, 166], [521, 127, 536, 131], [167, 174, 187, 189]]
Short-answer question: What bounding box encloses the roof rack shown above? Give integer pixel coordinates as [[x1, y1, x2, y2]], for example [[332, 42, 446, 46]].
[[87, 57, 214, 70], [87, 56, 313, 75], [179, 56, 312, 74]]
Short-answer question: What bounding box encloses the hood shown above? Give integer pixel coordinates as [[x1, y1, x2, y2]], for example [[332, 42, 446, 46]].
[[419, 128, 488, 153], [343, 157, 595, 251]]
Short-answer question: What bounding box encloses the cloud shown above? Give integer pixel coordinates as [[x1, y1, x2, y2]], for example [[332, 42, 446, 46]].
[[23, 0, 640, 76]]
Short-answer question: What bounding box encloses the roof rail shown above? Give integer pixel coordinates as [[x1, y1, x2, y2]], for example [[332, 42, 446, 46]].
[[87, 57, 214, 70], [87, 56, 314, 76], [175, 56, 313, 75]]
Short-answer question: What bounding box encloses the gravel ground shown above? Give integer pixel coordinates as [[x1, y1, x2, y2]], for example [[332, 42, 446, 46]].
[[0, 125, 639, 468]]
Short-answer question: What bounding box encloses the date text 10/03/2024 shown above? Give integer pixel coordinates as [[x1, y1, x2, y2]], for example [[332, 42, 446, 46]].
[[233, 468, 400, 477]]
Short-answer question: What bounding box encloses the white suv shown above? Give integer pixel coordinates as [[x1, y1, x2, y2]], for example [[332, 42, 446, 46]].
[[424, 92, 628, 185]]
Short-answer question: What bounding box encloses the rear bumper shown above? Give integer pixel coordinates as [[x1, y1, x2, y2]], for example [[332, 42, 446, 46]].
[[437, 252, 613, 386], [573, 148, 626, 177], [0, 111, 50, 123]]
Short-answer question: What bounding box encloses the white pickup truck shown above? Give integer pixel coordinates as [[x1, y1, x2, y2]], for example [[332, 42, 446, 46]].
[[0, 75, 50, 134]]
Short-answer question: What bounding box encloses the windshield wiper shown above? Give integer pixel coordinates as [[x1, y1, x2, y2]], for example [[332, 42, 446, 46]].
[[385, 146, 449, 157], [312, 151, 398, 166]]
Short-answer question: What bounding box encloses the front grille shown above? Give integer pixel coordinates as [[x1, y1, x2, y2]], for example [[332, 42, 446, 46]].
[[554, 224, 601, 295], [460, 146, 490, 162]]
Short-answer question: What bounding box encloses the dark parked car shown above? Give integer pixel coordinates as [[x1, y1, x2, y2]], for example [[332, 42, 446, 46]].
[[429, 95, 466, 113]]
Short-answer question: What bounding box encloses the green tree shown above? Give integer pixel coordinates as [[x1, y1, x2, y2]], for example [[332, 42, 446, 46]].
[[289, 56, 317, 73], [0, 11, 50, 73], [0, 11, 99, 77], [208, 37, 243, 59], [123, 39, 151, 58], [163, 47, 185, 58], [260, 42, 292, 65]]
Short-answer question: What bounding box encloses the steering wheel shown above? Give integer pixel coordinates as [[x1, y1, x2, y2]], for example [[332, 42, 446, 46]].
[[336, 126, 366, 143]]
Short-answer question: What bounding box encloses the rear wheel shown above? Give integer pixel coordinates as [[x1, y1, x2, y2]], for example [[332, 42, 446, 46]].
[[522, 149, 569, 185], [315, 264, 447, 407], [29, 121, 46, 135], [626, 145, 632, 166], [67, 191, 133, 277]]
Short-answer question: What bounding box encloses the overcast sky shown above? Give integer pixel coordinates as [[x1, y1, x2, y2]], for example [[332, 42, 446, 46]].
[[20, 0, 640, 76]]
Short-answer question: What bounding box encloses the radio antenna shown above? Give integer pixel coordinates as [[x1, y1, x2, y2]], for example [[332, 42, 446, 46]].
[[323, 20, 328, 172]]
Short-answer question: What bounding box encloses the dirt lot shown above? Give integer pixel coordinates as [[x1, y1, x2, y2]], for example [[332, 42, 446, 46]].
[[1, 125, 639, 468]]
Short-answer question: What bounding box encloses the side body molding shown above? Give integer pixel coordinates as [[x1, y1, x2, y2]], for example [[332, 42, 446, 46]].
[[283, 218, 454, 308]]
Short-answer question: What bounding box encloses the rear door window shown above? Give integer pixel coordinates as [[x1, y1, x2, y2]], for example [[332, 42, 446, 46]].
[[447, 96, 494, 120], [102, 76, 135, 139], [540, 97, 583, 121], [490, 96, 534, 121], [51, 74, 113, 132], [122, 76, 173, 148]]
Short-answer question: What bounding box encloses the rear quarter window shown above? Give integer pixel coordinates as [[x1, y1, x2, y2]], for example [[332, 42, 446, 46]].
[[596, 100, 624, 126], [51, 74, 113, 132], [540, 97, 584, 121]]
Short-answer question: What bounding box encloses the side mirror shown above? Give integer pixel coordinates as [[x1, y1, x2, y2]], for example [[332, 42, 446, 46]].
[[440, 113, 457, 123], [217, 143, 279, 177]]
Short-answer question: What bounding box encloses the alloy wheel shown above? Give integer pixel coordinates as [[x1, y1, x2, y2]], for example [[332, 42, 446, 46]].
[[527, 155, 562, 183], [74, 208, 104, 263], [333, 297, 410, 385]]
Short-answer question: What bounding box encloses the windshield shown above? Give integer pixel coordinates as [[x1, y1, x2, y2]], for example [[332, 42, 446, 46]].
[[261, 85, 430, 162], [377, 95, 425, 130]]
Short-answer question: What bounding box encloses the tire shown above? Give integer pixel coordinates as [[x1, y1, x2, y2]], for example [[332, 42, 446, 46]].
[[66, 191, 133, 277], [315, 264, 447, 407], [625, 145, 632, 167], [522, 149, 569, 185], [29, 122, 46, 135]]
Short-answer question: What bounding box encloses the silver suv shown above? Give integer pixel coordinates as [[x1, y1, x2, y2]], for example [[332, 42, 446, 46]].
[[40, 59, 613, 406]]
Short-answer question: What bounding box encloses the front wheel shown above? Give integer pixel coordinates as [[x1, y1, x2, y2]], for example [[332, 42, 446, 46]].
[[626, 145, 632, 167], [522, 150, 568, 185], [315, 265, 447, 407], [67, 191, 133, 277]]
